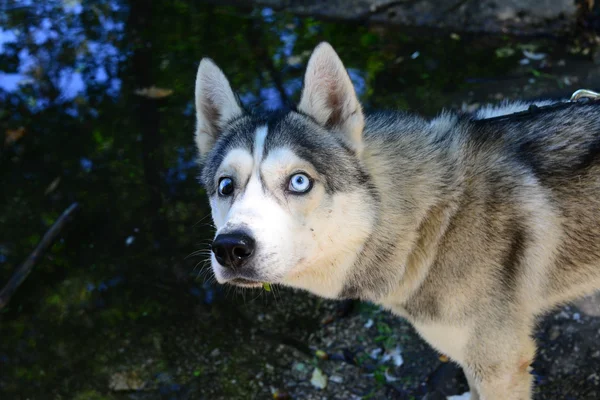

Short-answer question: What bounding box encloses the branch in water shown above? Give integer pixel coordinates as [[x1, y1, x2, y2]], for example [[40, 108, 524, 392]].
[[0, 202, 80, 310]]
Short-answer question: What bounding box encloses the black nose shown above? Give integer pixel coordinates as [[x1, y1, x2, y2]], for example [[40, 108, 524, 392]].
[[211, 231, 255, 269]]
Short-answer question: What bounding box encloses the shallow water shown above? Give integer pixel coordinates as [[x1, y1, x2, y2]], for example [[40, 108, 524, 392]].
[[1, 1, 600, 398]]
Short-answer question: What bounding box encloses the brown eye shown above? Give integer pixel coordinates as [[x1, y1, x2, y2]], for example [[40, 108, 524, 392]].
[[218, 177, 234, 196]]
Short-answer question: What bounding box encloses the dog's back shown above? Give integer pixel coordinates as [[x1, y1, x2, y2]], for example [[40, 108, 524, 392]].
[[469, 103, 600, 307], [370, 102, 600, 312]]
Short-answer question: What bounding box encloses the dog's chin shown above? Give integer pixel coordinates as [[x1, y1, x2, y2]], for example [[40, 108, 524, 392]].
[[227, 277, 264, 288], [213, 265, 267, 289]]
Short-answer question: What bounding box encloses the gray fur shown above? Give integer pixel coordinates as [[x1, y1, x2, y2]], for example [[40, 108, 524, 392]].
[[195, 43, 600, 400]]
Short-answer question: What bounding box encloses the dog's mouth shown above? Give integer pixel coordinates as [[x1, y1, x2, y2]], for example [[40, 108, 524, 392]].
[[229, 277, 264, 288]]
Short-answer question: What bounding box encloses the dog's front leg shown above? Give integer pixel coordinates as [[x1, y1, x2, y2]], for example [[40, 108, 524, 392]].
[[464, 369, 480, 400], [463, 329, 536, 400]]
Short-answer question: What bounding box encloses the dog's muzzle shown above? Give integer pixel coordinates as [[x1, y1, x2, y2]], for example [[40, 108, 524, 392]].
[[211, 231, 255, 270]]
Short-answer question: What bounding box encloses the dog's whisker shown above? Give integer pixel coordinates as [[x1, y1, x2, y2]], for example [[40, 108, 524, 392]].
[[192, 213, 213, 227]]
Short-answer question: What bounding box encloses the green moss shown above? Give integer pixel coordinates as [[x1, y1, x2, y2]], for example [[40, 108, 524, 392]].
[[72, 390, 113, 400]]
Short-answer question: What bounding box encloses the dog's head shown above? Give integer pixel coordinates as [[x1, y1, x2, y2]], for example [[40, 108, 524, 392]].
[[194, 43, 377, 298]]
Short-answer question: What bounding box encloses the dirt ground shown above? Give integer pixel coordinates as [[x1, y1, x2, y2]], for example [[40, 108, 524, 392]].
[[94, 287, 600, 400]]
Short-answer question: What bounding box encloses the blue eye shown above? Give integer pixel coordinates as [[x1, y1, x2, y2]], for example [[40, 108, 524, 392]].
[[288, 173, 312, 194], [218, 177, 234, 196]]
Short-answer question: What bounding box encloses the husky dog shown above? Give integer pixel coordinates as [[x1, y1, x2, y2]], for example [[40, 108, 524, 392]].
[[193, 42, 600, 399]]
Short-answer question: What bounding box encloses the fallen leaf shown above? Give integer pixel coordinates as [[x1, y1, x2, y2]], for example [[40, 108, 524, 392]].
[[5, 127, 26, 146], [134, 86, 173, 99], [495, 47, 515, 58], [310, 367, 327, 389], [272, 390, 291, 399], [522, 50, 546, 61], [44, 177, 61, 195]]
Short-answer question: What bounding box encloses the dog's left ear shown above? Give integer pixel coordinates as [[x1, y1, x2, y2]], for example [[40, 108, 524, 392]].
[[298, 42, 364, 156]]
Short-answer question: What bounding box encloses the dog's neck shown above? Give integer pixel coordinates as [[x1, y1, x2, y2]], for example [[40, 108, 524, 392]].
[[338, 113, 465, 305]]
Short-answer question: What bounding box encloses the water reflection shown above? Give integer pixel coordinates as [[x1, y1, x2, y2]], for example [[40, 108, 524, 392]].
[[1, 0, 124, 111]]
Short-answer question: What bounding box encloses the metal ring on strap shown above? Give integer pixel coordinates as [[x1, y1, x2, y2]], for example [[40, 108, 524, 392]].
[[570, 89, 600, 102]]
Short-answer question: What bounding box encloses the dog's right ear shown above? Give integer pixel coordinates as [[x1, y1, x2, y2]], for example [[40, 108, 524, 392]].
[[194, 59, 243, 158], [298, 42, 364, 156]]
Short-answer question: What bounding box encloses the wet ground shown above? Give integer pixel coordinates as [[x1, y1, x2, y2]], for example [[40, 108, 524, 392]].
[[2, 1, 600, 399]]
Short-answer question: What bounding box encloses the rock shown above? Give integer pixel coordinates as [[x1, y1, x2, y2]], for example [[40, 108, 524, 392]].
[[369, 348, 382, 359], [206, 0, 578, 36], [310, 367, 327, 389], [108, 371, 145, 391], [381, 345, 404, 367], [293, 362, 307, 372], [384, 368, 399, 382], [549, 325, 561, 341]]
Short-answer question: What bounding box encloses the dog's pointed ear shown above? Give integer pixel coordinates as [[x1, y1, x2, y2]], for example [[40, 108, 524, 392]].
[[194, 58, 243, 158], [298, 42, 364, 155]]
